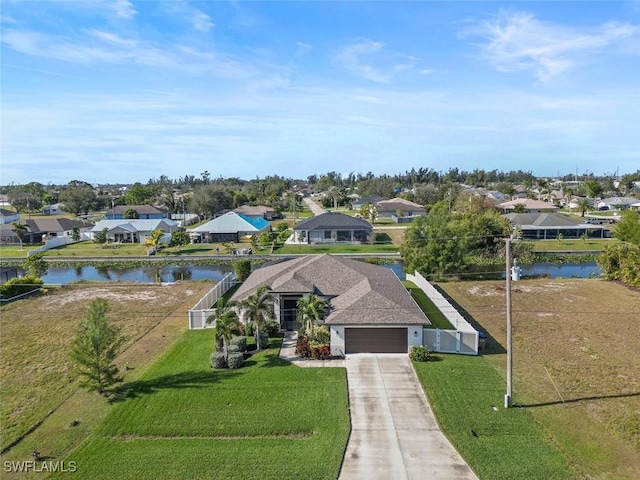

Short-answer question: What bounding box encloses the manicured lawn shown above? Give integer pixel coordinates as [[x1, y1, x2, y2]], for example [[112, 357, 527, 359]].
[[59, 332, 350, 479], [403, 281, 453, 329], [529, 238, 620, 252], [273, 243, 399, 254], [413, 355, 577, 479]]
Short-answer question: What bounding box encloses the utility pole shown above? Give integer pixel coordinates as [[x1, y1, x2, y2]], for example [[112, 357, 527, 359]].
[[505, 237, 513, 408]]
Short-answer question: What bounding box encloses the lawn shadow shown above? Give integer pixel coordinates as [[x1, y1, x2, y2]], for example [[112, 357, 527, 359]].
[[109, 369, 242, 403], [432, 284, 507, 355], [521, 391, 640, 408]]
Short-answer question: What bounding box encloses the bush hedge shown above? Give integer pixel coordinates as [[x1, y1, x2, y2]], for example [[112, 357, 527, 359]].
[[227, 353, 245, 370], [409, 345, 430, 362], [0, 276, 44, 299], [210, 352, 227, 369], [230, 336, 247, 351]]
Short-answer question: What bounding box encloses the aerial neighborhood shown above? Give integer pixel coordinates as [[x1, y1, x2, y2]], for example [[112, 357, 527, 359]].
[[1, 168, 639, 479]]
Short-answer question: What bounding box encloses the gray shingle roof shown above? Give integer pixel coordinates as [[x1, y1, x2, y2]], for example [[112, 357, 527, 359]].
[[231, 254, 429, 326], [293, 212, 372, 231], [504, 212, 581, 227]]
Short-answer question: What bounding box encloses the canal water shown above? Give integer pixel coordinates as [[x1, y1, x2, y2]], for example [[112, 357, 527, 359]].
[[36, 261, 601, 285]]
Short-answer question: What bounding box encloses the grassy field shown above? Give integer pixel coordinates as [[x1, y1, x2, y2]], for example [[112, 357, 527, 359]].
[[403, 281, 453, 329], [273, 243, 400, 254], [0, 282, 214, 454], [437, 278, 640, 479], [55, 332, 350, 480], [529, 238, 620, 252]]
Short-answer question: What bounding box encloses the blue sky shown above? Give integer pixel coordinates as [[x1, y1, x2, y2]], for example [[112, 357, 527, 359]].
[[1, 1, 639, 185]]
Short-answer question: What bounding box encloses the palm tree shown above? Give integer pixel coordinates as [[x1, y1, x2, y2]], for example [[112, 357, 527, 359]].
[[13, 222, 29, 250], [144, 229, 164, 254], [296, 293, 328, 341], [577, 197, 590, 217], [240, 284, 274, 351], [207, 297, 239, 360]]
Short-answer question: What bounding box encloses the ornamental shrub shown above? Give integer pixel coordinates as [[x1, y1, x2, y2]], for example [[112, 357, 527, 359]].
[[314, 325, 330, 344], [262, 320, 280, 337], [296, 337, 311, 358], [227, 353, 245, 370], [0, 275, 44, 299], [309, 342, 331, 360], [227, 344, 240, 354], [234, 260, 252, 282], [409, 345, 430, 362], [230, 336, 247, 351], [210, 352, 227, 369], [257, 332, 269, 349]]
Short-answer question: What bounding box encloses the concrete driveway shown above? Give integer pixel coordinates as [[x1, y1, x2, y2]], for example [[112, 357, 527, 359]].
[[339, 355, 477, 480]]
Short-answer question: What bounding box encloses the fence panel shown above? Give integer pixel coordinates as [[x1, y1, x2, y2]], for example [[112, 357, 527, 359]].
[[188, 273, 236, 329]]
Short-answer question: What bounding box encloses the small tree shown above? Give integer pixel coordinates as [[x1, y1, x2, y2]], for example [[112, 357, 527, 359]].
[[70, 299, 126, 395], [23, 253, 48, 277], [71, 227, 81, 242], [13, 222, 29, 250], [170, 231, 190, 251], [123, 208, 140, 219], [206, 297, 239, 361], [94, 227, 108, 244], [145, 229, 164, 253], [234, 259, 252, 282]]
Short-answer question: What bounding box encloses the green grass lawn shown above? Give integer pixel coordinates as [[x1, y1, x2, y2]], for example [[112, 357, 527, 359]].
[[273, 243, 399, 255], [413, 355, 578, 480], [403, 281, 453, 329], [529, 238, 620, 252], [58, 332, 350, 480]]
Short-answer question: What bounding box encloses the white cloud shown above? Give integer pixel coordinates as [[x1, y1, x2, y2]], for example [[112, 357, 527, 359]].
[[111, 0, 136, 19], [462, 11, 639, 82], [192, 10, 215, 32], [334, 39, 391, 83]]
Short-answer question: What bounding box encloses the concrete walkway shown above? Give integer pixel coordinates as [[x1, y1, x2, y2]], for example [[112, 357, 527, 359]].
[[339, 354, 477, 480], [279, 331, 345, 368]]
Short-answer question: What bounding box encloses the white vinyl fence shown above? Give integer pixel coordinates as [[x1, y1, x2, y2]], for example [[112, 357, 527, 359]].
[[407, 271, 480, 355], [27, 234, 91, 256], [188, 273, 236, 329]]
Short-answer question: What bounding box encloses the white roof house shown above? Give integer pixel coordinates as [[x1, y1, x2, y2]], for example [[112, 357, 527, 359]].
[[91, 219, 179, 243]]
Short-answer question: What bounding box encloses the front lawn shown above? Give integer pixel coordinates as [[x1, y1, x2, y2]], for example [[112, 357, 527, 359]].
[[403, 281, 453, 329], [414, 355, 577, 479], [59, 332, 350, 480], [273, 243, 399, 255], [529, 238, 620, 252]]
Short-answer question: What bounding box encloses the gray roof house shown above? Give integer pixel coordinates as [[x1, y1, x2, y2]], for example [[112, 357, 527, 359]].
[[352, 195, 388, 210], [231, 254, 430, 355], [499, 198, 559, 213], [188, 212, 271, 243], [504, 212, 610, 239], [293, 212, 372, 244], [597, 197, 639, 210], [0, 218, 93, 245], [232, 205, 278, 220], [0, 208, 20, 225], [375, 198, 426, 223], [91, 219, 179, 243]]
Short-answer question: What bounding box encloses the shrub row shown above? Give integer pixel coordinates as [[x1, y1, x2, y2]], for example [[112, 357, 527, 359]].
[[295, 337, 330, 360], [0, 276, 43, 299], [210, 352, 245, 370]]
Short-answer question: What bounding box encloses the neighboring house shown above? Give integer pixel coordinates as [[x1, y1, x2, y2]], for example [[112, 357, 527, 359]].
[[499, 198, 559, 213], [188, 212, 270, 243], [231, 254, 430, 355], [375, 198, 426, 223], [597, 197, 639, 210], [233, 205, 277, 220], [504, 212, 610, 239], [631, 202, 640, 211], [0, 266, 19, 283], [0, 218, 93, 245], [0, 208, 20, 225], [352, 195, 388, 210], [0, 194, 11, 207], [106, 205, 170, 219], [293, 212, 372, 244], [42, 203, 67, 215], [486, 191, 507, 201], [91, 219, 179, 243]]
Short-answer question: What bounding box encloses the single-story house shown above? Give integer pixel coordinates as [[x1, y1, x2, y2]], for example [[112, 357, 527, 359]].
[[91, 219, 179, 243], [596, 197, 639, 210], [504, 212, 610, 239], [106, 205, 170, 219], [188, 212, 270, 243], [42, 203, 67, 215], [499, 198, 559, 213], [0, 208, 20, 225], [233, 205, 278, 220], [375, 198, 426, 223], [0, 218, 94, 245], [631, 202, 640, 211], [293, 212, 372, 244], [352, 195, 388, 210], [230, 254, 430, 355]]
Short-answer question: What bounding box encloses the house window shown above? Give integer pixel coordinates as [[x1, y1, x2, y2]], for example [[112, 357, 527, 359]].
[[324, 231, 332, 239]]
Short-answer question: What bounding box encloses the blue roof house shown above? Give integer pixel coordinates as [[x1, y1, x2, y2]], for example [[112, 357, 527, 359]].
[[188, 212, 271, 243]]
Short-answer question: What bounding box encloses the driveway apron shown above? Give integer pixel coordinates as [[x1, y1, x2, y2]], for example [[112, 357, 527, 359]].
[[339, 354, 477, 480]]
